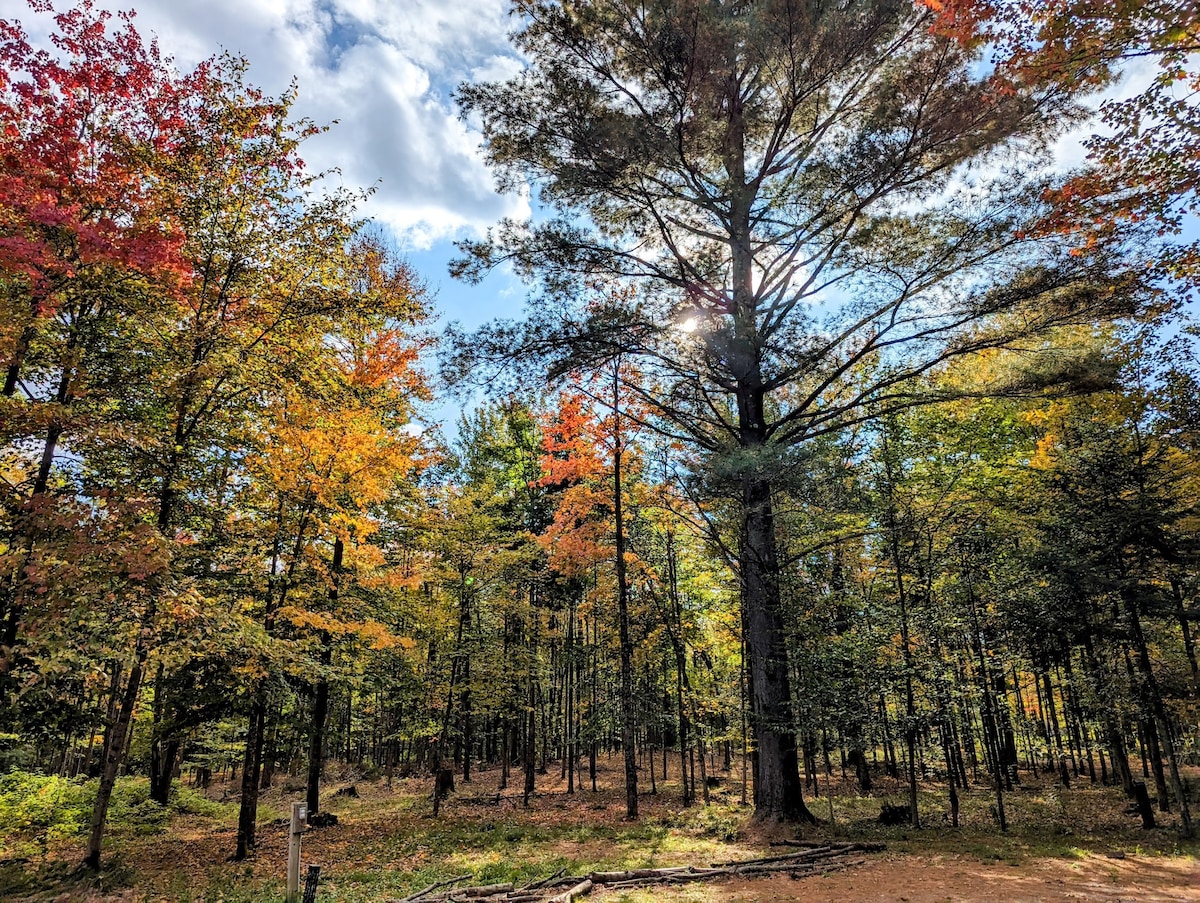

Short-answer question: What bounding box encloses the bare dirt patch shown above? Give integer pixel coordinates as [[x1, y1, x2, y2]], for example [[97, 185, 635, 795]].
[[596, 854, 1200, 903]]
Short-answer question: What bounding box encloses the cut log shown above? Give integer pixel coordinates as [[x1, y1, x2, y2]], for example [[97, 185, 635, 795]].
[[546, 879, 593, 903], [588, 867, 689, 882]]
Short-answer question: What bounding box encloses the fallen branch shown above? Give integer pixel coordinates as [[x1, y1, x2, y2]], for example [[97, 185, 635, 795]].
[[717, 841, 883, 869], [587, 867, 690, 882], [432, 883, 515, 901], [605, 869, 734, 889], [546, 879, 593, 903], [398, 874, 471, 902], [540, 876, 587, 888], [716, 844, 838, 868], [521, 869, 566, 891], [400, 841, 882, 903]]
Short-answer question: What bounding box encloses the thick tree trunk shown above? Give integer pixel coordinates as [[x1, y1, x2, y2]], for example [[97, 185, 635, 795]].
[[741, 477, 811, 822], [235, 700, 265, 859]]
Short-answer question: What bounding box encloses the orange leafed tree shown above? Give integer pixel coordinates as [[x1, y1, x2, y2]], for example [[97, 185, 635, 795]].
[[923, 0, 1200, 279]]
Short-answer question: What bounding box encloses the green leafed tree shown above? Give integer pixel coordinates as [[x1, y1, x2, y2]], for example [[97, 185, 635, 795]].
[[449, 0, 1144, 820]]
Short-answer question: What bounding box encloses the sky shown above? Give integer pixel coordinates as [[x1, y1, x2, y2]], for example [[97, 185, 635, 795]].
[[9, 0, 1175, 427], [17, 0, 531, 340]]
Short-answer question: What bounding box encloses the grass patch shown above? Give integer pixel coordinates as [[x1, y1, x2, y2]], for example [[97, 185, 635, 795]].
[[1, 762, 1196, 901]]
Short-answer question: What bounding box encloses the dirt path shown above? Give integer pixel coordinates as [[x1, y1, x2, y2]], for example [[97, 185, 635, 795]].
[[593, 854, 1200, 903]]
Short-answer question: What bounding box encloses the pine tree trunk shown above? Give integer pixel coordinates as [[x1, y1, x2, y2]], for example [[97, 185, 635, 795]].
[[741, 476, 811, 821]]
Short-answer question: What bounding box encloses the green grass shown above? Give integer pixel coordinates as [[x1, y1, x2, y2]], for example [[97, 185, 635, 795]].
[[1, 764, 1196, 902]]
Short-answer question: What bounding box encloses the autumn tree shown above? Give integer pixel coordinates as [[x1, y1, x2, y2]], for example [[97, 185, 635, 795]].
[[538, 365, 650, 817], [0, 0, 197, 676], [936, 0, 1200, 281], [230, 235, 432, 857], [449, 0, 1141, 820]]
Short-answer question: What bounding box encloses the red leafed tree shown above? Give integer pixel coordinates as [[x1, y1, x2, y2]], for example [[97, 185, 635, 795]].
[[538, 391, 609, 573], [0, 0, 196, 395], [538, 359, 650, 818], [0, 0, 205, 663]]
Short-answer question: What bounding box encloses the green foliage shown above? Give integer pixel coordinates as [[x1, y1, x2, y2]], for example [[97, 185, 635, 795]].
[[0, 771, 234, 855], [0, 772, 93, 842]]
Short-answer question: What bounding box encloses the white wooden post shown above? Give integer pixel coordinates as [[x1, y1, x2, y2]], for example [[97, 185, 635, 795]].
[[287, 801, 307, 903]]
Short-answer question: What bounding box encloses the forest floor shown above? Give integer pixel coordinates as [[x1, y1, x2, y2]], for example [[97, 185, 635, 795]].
[[2, 757, 1198, 902]]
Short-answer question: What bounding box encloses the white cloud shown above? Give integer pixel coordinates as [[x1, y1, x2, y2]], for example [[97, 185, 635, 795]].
[[1049, 57, 1161, 172], [13, 0, 528, 249]]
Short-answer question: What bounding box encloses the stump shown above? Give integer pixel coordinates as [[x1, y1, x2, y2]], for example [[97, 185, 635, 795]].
[[878, 803, 911, 826], [302, 865, 320, 903], [1133, 781, 1156, 829]]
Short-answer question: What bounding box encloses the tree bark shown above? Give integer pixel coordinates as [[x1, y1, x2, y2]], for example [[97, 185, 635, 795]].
[[741, 477, 811, 821], [235, 700, 265, 859], [85, 657, 144, 870], [307, 536, 343, 816], [307, 639, 332, 815], [613, 364, 638, 819]]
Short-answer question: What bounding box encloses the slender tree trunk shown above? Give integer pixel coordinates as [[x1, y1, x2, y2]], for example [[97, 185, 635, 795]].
[[524, 679, 536, 807], [85, 657, 145, 869], [1170, 577, 1198, 685], [261, 702, 280, 790], [1, 335, 78, 661], [149, 665, 176, 807], [881, 434, 920, 829], [307, 636, 333, 815], [308, 537, 344, 816], [1126, 590, 1192, 835], [1084, 635, 1134, 795], [612, 364, 638, 819]]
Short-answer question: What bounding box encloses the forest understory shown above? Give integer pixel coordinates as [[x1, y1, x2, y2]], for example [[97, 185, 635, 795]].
[[3, 756, 1197, 903]]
